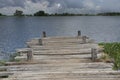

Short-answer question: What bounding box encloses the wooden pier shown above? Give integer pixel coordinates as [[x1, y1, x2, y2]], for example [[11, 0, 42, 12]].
[[1, 31, 120, 80]]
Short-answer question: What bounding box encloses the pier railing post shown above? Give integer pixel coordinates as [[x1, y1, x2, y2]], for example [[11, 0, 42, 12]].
[[78, 30, 81, 36], [82, 36, 87, 43], [42, 31, 46, 37], [27, 50, 33, 61], [91, 48, 98, 62]]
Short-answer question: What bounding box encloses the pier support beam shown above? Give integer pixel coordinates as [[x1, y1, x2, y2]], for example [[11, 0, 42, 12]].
[[78, 30, 81, 36], [91, 48, 98, 62], [42, 31, 46, 37]]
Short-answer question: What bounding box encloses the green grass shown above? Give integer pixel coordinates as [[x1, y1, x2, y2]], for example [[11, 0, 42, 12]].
[[9, 52, 20, 62], [99, 42, 120, 70], [0, 60, 6, 66]]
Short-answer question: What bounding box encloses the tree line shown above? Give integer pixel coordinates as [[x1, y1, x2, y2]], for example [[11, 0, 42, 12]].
[[97, 12, 120, 16], [1, 10, 120, 16]]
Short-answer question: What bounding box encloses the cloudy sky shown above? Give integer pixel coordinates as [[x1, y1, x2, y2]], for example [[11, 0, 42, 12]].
[[0, 0, 120, 15]]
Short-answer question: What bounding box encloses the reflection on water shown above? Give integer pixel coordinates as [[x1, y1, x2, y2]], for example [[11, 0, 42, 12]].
[[0, 16, 120, 59]]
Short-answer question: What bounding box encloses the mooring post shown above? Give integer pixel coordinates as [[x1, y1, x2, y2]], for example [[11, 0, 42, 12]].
[[39, 39, 43, 45], [27, 50, 33, 61], [82, 36, 87, 43], [42, 31, 46, 37], [78, 30, 81, 36], [91, 48, 98, 62]]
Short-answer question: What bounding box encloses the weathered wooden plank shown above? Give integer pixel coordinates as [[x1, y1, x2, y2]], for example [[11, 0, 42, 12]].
[[27, 37, 83, 44], [42, 36, 83, 39], [0, 67, 7, 72], [13, 71, 120, 77], [5, 62, 39, 66], [33, 48, 102, 55], [2, 78, 120, 80], [8, 75, 120, 79], [31, 43, 99, 48], [1, 62, 113, 68], [0, 72, 13, 77], [5, 62, 112, 67], [27, 39, 94, 47], [6, 65, 113, 72], [5, 71, 120, 78], [26, 36, 93, 46], [33, 55, 102, 61], [16, 48, 31, 53]]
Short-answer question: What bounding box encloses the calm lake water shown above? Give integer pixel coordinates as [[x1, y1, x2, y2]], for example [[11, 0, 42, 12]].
[[0, 16, 120, 59]]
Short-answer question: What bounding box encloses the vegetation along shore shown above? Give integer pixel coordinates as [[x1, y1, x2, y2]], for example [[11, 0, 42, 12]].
[[0, 10, 120, 16], [99, 42, 120, 70]]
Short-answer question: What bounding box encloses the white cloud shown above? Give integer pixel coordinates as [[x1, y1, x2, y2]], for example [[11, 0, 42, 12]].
[[83, 0, 95, 9], [0, 7, 23, 15], [0, 0, 120, 15], [23, 0, 49, 14], [0, 0, 50, 15], [82, 0, 101, 13]]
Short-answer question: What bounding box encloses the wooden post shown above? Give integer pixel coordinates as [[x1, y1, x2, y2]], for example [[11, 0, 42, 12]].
[[42, 31, 46, 37], [78, 30, 81, 36], [39, 39, 43, 45], [91, 48, 98, 62], [27, 45, 30, 48], [27, 50, 33, 61], [82, 36, 87, 43]]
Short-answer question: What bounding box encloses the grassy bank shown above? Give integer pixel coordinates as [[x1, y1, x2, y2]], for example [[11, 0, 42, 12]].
[[99, 42, 120, 70], [0, 60, 6, 66], [0, 52, 20, 66], [9, 52, 20, 62]]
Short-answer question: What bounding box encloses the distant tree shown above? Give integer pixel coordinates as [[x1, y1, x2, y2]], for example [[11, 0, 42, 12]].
[[14, 10, 24, 16], [54, 13, 58, 16], [97, 12, 120, 16], [34, 11, 48, 16], [0, 13, 3, 16]]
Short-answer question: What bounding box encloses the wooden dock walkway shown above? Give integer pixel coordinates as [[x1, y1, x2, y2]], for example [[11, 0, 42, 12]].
[[1, 31, 120, 80]]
